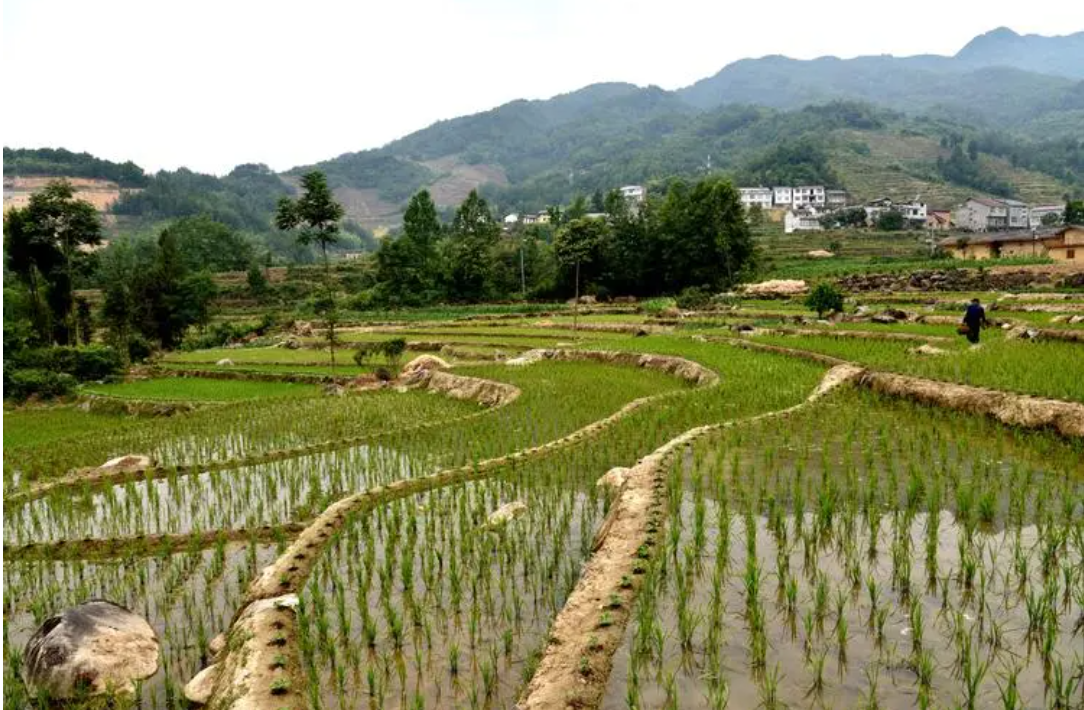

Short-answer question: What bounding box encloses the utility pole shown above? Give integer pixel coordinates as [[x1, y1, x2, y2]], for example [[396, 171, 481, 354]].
[[520, 238, 526, 296]]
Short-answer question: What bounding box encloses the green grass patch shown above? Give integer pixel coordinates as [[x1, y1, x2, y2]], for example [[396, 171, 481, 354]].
[[82, 377, 321, 402]]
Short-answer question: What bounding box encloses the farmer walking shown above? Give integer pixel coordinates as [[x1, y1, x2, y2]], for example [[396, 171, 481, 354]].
[[962, 298, 988, 344]]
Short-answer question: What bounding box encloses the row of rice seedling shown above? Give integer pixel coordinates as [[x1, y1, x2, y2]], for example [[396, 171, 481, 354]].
[[752, 332, 1084, 402], [80, 376, 322, 402], [4, 388, 481, 489], [6, 361, 686, 545], [604, 389, 1083, 709], [297, 473, 604, 710], [3, 540, 281, 708]]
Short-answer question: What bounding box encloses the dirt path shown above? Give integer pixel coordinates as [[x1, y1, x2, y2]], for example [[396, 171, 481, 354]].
[[516, 365, 858, 709]]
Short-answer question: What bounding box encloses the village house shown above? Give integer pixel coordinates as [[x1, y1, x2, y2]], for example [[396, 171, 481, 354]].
[[826, 189, 848, 208], [793, 185, 826, 207], [619, 185, 646, 204], [739, 187, 773, 209], [925, 209, 952, 231], [939, 225, 1084, 263], [1028, 204, 1064, 228], [863, 197, 927, 224], [954, 197, 1031, 232], [784, 207, 824, 234], [772, 186, 793, 206]]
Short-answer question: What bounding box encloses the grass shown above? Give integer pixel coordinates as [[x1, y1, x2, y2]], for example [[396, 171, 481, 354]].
[[752, 332, 1084, 402], [3, 406, 138, 451], [81, 377, 321, 402]]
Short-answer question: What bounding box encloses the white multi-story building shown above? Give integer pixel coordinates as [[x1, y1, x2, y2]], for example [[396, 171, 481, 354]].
[[739, 187, 773, 210], [1029, 204, 1064, 228], [793, 185, 826, 207], [1002, 199, 1030, 229], [826, 190, 848, 208], [619, 185, 646, 204], [955, 197, 1030, 232], [772, 186, 793, 206]]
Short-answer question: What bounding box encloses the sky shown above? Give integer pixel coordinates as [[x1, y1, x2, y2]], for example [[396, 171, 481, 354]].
[[4, 0, 1082, 175]]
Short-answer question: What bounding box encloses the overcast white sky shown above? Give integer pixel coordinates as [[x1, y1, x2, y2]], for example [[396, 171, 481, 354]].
[[4, 0, 1081, 175]]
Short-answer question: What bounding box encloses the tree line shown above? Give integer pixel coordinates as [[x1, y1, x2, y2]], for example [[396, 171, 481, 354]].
[[368, 176, 756, 307]]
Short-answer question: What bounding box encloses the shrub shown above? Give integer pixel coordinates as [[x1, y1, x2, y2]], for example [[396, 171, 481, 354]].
[[4, 369, 77, 402], [804, 283, 844, 318], [8, 345, 124, 382], [676, 286, 711, 310], [127, 335, 154, 363], [374, 366, 393, 382]]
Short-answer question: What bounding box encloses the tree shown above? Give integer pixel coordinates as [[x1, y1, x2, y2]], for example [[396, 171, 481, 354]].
[[375, 190, 443, 305], [76, 297, 93, 345], [159, 215, 254, 272], [4, 206, 60, 343], [4, 180, 101, 343], [275, 171, 345, 374], [1040, 211, 1062, 227], [247, 262, 270, 298], [805, 282, 844, 318], [876, 210, 906, 231], [1065, 200, 1084, 225], [555, 217, 608, 330], [447, 190, 500, 301]]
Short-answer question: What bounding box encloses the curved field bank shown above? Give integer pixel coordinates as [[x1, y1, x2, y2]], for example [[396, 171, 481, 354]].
[[714, 335, 1084, 439], [518, 365, 860, 709], [859, 370, 1084, 438], [198, 351, 717, 708]]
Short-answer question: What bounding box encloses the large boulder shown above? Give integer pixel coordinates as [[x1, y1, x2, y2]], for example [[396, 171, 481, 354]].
[[24, 600, 159, 698], [399, 354, 450, 380]]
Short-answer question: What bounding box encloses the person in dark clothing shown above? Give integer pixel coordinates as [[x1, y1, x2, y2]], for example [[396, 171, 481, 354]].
[[962, 298, 988, 344]]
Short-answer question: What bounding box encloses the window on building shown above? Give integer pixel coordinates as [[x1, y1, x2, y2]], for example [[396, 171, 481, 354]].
[[1068, 249, 1076, 259]]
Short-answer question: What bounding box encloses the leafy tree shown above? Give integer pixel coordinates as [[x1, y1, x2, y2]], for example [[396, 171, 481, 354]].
[[75, 297, 93, 345], [876, 210, 906, 231], [276, 171, 345, 373], [3, 180, 101, 343], [375, 190, 443, 305], [1066, 200, 1084, 225], [1040, 211, 1062, 226], [4, 206, 60, 343], [447, 190, 500, 301], [805, 282, 844, 318], [555, 217, 609, 329], [247, 262, 270, 298], [159, 215, 254, 272]]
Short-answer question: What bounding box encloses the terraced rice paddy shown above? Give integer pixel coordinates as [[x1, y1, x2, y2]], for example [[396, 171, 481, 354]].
[[4, 285, 1083, 709]]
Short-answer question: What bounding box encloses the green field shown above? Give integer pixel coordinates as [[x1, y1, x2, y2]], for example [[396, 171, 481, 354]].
[[81, 376, 321, 402]]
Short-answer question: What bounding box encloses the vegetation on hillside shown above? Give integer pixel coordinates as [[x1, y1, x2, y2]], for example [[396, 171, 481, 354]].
[[3, 147, 148, 187]]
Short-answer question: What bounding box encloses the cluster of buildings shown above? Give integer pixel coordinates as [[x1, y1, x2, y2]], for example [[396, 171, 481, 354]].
[[940, 224, 1083, 263], [954, 197, 1064, 232], [738, 185, 847, 210], [503, 185, 646, 228]]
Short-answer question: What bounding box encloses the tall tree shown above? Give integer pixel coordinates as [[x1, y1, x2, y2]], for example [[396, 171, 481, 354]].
[[375, 190, 443, 304], [447, 190, 500, 301], [4, 180, 101, 343], [275, 172, 345, 374], [1065, 199, 1084, 225], [555, 217, 609, 331], [4, 206, 59, 343]]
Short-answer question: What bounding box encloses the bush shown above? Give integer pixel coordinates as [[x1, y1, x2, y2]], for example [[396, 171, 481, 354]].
[[354, 338, 408, 367], [4, 369, 77, 402], [374, 366, 393, 382], [804, 283, 845, 318], [127, 335, 154, 363], [8, 345, 124, 382], [676, 286, 711, 310]]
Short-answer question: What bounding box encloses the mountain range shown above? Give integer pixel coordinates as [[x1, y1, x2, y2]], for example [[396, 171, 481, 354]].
[[6, 27, 1083, 234]]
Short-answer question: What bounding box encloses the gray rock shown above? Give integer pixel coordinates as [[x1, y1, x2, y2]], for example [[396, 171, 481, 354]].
[[24, 600, 159, 698]]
